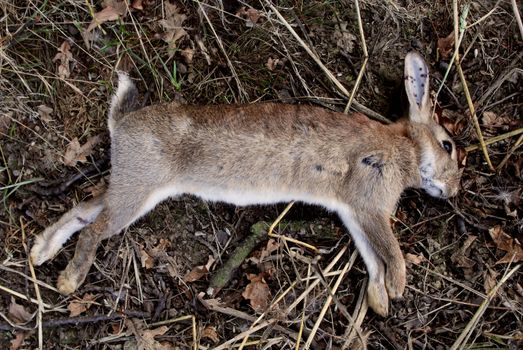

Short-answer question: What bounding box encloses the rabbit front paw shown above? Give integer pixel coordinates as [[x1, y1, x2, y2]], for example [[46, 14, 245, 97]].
[[385, 259, 406, 299], [367, 280, 389, 317]]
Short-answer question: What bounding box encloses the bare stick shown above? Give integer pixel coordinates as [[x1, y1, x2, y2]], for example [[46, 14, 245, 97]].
[[344, 0, 368, 115], [497, 133, 523, 170], [511, 0, 523, 40], [149, 315, 197, 350], [21, 219, 43, 350], [453, 1, 494, 170]]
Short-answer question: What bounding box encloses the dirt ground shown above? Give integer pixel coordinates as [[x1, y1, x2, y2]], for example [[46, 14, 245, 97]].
[[1, 0, 522, 349]]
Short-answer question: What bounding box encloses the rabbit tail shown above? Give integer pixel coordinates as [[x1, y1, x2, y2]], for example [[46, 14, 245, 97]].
[[108, 72, 140, 134]]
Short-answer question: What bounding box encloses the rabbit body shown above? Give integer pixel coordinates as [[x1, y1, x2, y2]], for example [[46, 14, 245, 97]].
[[31, 52, 461, 317]]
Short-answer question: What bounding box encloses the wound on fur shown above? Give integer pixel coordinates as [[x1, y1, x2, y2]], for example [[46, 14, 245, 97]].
[[76, 217, 90, 225], [362, 155, 384, 175]]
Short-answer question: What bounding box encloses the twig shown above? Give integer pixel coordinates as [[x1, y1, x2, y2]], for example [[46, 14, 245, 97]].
[[453, 1, 494, 170], [296, 263, 311, 350], [466, 0, 501, 29], [267, 202, 319, 252], [30, 157, 108, 196], [213, 320, 275, 350], [149, 315, 197, 350], [0, 284, 54, 310], [450, 264, 521, 350], [0, 311, 151, 331], [21, 218, 43, 350], [343, 0, 368, 114], [198, 294, 302, 341], [511, 0, 523, 40], [497, 133, 523, 170], [265, 1, 389, 123], [343, 277, 369, 349], [465, 127, 523, 152], [0, 265, 62, 294]]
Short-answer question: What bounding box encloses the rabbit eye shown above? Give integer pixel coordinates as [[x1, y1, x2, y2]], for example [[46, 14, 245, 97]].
[[442, 140, 453, 154]]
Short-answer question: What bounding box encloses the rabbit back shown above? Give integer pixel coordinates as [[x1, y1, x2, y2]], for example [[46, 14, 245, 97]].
[[110, 103, 420, 213]]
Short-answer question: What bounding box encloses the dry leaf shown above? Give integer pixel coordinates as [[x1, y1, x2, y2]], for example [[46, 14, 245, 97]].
[[63, 134, 102, 166], [181, 48, 195, 64], [138, 326, 170, 350], [140, 246, 154, 270], [489, 226, 523, 264], [405, 253, 426, 265], [202, 326, 220, 344], [437, 31, 455, 60], [205, 255, 216, 271], [183, 265, 208, 282], [8, 298, 32, 324], [484, 268, 499, 294], [53, 41, 73, 79], [266, 57, 280, 71], [150, 238, 171, 257], [131, 0, 143, 10], [236, 7, 262, 27], [9, 332, 28, 350], [37, 105, 53, 123], [333, 22, 357, 53], [159, 2, 187, 57], [242, 273, 270, 312], [440, 109, 466, 136], [86, 0, 128, 33], [249, 239, 280, 264], [260, 239, 279, 261], [482, 111, 517, 128], [68, 293, 97, 317], [451, 235, 477, 269], [0, 112, 11, 134]]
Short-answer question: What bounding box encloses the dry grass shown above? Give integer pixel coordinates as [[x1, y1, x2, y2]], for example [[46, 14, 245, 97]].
[[1, 0, 522, 349]]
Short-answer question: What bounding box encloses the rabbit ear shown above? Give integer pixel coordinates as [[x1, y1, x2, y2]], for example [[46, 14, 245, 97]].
[[404, 51, 432, 124]]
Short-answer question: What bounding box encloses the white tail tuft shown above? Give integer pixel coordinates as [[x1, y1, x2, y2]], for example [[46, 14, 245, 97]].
[[108, 72, 139, 134]]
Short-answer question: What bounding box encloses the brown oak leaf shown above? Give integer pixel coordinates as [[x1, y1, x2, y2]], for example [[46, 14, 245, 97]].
[[242, 273, 270, 312], [8, 298, 32, 324], [63, 134, 102, 166], [68, 293, 97, 317], [159, 2, 187, 57], [489, 226, 523, 264], [86, 0, 128, 33]]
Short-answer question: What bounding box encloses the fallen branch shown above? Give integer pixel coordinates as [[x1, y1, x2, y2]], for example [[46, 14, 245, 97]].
[[0, 311, 150, 331], [207, 221, 267, 296]]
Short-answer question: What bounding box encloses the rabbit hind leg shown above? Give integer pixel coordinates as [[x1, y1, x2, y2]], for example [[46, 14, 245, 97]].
[[31, 195, 105, 266]]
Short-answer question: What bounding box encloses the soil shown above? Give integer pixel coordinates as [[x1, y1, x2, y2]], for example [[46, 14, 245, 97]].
[[0, 0, 522, 349]]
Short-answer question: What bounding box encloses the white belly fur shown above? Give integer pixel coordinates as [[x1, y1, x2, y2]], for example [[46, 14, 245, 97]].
[[141, 182, 346, 218]]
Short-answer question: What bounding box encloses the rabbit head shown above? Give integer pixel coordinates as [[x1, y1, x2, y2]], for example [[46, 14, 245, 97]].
[[404, 51, 461, 198]]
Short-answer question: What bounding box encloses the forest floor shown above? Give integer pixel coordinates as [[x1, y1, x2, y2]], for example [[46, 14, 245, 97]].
[[0, 0, 522, 349]]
